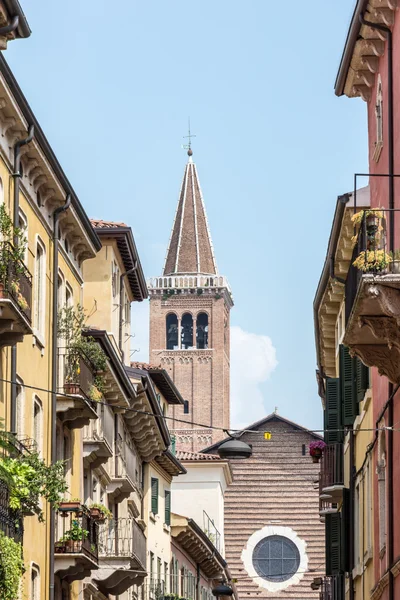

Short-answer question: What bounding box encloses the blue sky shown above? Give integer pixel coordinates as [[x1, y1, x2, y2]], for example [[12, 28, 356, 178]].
[[7, 1, 367, 431]]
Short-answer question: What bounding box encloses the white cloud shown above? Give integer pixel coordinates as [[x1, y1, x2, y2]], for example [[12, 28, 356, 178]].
[[230, 325, 278, 430]]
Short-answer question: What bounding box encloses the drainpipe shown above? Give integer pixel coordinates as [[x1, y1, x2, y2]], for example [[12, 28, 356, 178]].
[[118, 262, 137, 361], [49, 193, 71, 600], [10, 124, 34, 433], [349, 430, 355, 600], [359, 15, 394, 600], [196, 563, 200, 600]]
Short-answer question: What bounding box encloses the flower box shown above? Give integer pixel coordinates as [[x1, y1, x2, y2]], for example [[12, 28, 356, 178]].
[[64, 383, 80, 395]]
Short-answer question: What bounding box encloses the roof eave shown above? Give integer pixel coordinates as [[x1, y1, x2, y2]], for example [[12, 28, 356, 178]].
[[334, 0, 369, 96], [149, 369, 185, 405], [94, 226, 148, 301], [0, 56, 101, 251]]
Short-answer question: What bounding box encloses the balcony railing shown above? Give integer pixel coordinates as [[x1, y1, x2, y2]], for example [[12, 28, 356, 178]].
[[0, 479, 23, 543], [98, 517, 146, 568], [344, 208, 400, 324], [203, 510, 221, 552], [55, 510, 98, 563], [83, 402, 114, 449], [320, 444, 344, 491], [320, 577, 333, 600], [57, 348, 95, 400], [144, 578, 166, 600], [116, 439, 138, 484], [148, 275, 232, 295], [0, 241, 32, 323]]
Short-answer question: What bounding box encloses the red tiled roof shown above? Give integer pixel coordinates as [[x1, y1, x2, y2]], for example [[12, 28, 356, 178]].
[[130, 361, 162, 371], [176, 450, 222, 461], [90, 219, 128, 229]]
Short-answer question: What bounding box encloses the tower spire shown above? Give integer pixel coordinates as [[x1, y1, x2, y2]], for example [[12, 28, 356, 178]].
[[163, 149, 218, 276]]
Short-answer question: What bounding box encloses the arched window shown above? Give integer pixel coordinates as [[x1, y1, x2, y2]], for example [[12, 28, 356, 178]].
[[166, 314, 178, 350], [181, 313, 193, 349], [196, 313, 209, 349]]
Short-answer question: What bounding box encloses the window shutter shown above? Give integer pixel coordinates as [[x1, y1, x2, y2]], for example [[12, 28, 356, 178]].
[[356, 358, 369, 403], [341, 488, 350, 573], [325, 378, 343, 444], [326, 512, 341, 575], [165, 490, 171, 526], [151, 477, 159, 514], [340, 345, 358, 426]]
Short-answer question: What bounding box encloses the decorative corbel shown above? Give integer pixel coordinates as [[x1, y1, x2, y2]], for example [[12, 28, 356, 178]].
[[361, 55, 380, 73], [33, 175, 48, 192], [24, 157, 39, 178], [373, 7, 395, 26], [352, 84, 372, 102]]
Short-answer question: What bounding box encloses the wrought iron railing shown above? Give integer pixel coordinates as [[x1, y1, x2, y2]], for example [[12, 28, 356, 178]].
[[116, 439, 138, 484], [320, 444, 344, 490], [344, 208, 400, 324], [55, 509, 98, 563], [83, 402, 114, 448], [320, 577, 333, 600], [0, 479, 23, 543], [98, 517, 146, 568], [203, 510, 221, 552], [0, 241, 32, 322], [143, 578, 166, 600]]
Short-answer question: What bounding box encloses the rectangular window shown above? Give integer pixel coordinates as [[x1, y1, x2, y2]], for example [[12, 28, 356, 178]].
[[151, 477, 159, 514], [34, 238, 46, 339], [165, 490, 171, 526], [65, 282, 73, 307], [157, 557, 162, 584], [184, 400, 189, 414], [18, 208, 28, 264], [150, 551, 154, 579], [15, 377, 24, 438], [164, 562, 168, 593], [31, 565, 40, 600]]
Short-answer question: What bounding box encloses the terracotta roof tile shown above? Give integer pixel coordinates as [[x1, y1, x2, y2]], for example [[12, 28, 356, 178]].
[[176, 450, 222, 461], [130, 361, 162, 370], [90, 219, 128, 229]]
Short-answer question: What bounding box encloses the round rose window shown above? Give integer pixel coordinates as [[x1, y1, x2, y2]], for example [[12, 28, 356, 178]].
[[252, 535, 301, 582]]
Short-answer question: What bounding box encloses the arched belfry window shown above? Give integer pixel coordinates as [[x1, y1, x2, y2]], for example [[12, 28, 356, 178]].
[[196, 313, 209, 349], [166, 314, 178, 350], [181, 313, 193, 349]]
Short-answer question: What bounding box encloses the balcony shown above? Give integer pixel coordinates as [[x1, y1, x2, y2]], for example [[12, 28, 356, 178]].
[[0, 242, 32, 346], [94, 517, 147, 595], [318, 474, 338, 522], [107, 441, 138, 503], [56, 349, 98, 429], [54, 509, 98, 583], [320, 444, 344, 503], [203, 510, 221, 553], [344, 208, 400, 383], [320, 577, 333, 600], [83, 403, 114, 468]]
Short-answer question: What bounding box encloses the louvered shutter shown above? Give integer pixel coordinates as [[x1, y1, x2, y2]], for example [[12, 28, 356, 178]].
[[326, 512, 341, 575], [165, 490, 171, 526], [341, 488, 350, 573], [151, 477, 159, 514], [325, 378, 343, 443], [356, 358, 369, 403], [340, 345, 358, 426]]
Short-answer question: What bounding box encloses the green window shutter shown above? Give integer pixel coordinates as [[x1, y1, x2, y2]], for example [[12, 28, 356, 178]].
[[171, 435, 176, 456], [326, 512, 342, 575], [325, 378, 343, 444], [165, 490, 171, 526], [356, 358, 369, 403], [341, 488, 350, 573], [151, 477, 159, 514], [340, 345, 358, 426]]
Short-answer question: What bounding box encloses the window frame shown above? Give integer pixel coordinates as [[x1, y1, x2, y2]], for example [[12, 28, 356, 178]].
[[151, 477, 159, 515], [34, 236, 46, 343]]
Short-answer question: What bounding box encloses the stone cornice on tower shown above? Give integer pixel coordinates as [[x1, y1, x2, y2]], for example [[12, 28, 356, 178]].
[[163, 156, 218, 276]]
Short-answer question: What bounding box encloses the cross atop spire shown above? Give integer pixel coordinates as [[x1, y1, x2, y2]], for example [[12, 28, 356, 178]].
[[163, 154, 218, 276], [183, 118, 196, 158]]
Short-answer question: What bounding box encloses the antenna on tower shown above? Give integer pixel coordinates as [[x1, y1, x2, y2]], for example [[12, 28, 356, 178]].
[[183, 118, 196, 156]]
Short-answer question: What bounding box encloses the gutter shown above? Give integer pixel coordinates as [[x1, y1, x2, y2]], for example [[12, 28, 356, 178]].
[[3, 0, 31, 38], [334, 0, 369, 96], [0, 54, 101, 252], [313, 194, 350, 376]]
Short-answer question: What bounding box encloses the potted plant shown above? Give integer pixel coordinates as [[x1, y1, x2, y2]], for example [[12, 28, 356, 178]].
[[353, 249, 392, 273], [309, 441, 326, 463], [60, 519, 89, 553], [0, 204, 27, 301], [88, 502, 112, 522], [58, 498, 84, 514]]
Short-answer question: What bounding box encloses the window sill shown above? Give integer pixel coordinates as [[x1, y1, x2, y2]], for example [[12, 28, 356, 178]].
[[163, 523, 171, 533], [32, 330, 45, 354], [150, 512, 157, 523]]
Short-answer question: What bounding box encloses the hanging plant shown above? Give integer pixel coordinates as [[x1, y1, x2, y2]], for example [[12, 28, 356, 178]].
[[353, 249, 392, 273], [0, 531, 25, 600], [309, 440, 326, 463], [351, 208, 384, 226]]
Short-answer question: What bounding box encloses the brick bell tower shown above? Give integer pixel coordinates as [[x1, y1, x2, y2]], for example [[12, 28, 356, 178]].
[[148, 147, 233, 452]]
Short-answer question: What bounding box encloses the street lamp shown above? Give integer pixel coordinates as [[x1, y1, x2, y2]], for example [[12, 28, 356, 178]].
[[217, 437, 252, 459]]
